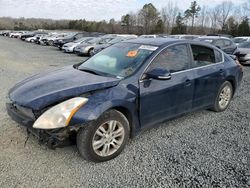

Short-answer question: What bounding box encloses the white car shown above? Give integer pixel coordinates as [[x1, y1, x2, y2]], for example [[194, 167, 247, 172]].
[[9, 32, 25, 38], [62, 37, 95, 53], [232, 37, 250, 46], [25, 34, 46, 43]]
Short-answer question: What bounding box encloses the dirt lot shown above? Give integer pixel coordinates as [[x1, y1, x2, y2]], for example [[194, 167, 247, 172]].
[[0, 37, 249, 188]]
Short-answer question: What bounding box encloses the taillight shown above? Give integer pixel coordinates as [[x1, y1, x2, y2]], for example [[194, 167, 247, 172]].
[[235, 58, 243, 72]]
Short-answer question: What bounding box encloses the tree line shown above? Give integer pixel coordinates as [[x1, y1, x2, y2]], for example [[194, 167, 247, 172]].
[[0, 1, 249, 36]]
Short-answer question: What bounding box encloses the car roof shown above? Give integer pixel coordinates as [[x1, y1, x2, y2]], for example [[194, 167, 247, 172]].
[[124, 38, 182, 46], [198, 36, 231, 40], [234, 36, 250, 39], [122, 38, 223, 52]]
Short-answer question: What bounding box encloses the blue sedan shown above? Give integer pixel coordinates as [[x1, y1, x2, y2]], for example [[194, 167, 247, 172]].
[[6, 38, 243, 162]]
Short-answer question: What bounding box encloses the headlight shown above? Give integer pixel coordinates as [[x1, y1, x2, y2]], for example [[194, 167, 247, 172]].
[[33, 97, 88, 130]]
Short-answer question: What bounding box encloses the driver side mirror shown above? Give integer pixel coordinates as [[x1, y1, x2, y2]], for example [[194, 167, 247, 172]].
[[145, 68, 171, 80]]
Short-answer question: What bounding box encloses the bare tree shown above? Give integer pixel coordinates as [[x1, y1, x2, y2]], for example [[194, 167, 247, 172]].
[[209, 6, 220, 32], [161, 1, 179, 34], [217, 1, 233, 31]]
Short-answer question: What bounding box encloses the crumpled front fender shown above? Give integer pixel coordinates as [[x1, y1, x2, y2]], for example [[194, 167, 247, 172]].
[[69, 85, 140, 137]]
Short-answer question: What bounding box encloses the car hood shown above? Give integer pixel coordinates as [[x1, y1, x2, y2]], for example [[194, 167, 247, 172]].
[[238, 48, 250, 54], [9, 66, 120, 110]]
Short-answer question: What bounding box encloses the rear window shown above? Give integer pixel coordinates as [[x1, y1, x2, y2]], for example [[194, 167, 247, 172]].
[[214, 49, 223, 63], [191, 45, 216, 67]]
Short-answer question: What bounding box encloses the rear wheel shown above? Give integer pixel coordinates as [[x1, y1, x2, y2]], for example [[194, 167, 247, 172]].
[[212, 81, 233, 112], [77, 110, 130, 162], [88, 48, 94, 56]]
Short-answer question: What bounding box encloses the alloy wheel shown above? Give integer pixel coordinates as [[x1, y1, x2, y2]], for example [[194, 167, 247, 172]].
[[92, 120, 125, 157], [219, 85, 232, 109]]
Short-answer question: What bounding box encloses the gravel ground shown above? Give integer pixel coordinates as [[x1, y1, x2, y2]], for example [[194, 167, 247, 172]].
[[0, 36, 249, 188]]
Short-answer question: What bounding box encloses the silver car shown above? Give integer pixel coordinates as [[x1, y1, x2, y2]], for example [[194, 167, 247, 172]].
[[74, 37, 115, 56], [62, 37, 94, 53]]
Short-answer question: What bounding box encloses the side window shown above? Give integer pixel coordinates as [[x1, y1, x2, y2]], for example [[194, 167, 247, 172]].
[[149, 44, 190, 73], [213, 40, 224, 47], [224, 39, 232, 46], [75, 34, 83, 39], [191, 45, 216, 67], [214, 49, 223, 63]]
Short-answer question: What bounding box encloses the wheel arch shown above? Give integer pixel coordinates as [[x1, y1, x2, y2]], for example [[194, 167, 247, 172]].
[[225, 76, 236, 95], [112, 106, 134, 137], [71, 100, 140, 138]]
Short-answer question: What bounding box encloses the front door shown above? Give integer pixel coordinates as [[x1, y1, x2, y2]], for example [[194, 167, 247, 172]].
[[139, 44, 194, 128]]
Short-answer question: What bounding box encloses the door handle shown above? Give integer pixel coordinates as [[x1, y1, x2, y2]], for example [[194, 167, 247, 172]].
[[185, 79, 192, 86]]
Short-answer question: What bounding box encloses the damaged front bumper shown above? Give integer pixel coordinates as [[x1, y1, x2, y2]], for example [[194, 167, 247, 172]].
[[6, 102, 80, 148]]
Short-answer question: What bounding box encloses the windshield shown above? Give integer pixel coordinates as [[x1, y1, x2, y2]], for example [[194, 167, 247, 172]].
[[108, 38, 123, 44], [233, 38, 247, 43], [78, 42, 157, 77], [238, 42, 250, 48]]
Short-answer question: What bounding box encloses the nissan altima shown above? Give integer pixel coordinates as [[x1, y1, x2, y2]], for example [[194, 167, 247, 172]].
[[6, 38, 243, 162]]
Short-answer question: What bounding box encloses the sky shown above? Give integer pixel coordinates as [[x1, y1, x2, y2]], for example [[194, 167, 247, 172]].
[[0, 0, 247, 21]]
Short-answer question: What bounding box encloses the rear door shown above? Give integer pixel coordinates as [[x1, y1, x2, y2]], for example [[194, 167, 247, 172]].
[[139, 44, 194, 128], [190, 44, 225, 109]]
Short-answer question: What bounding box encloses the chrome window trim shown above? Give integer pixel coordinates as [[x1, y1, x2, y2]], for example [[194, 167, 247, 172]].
[[139, 42, 225, 81]]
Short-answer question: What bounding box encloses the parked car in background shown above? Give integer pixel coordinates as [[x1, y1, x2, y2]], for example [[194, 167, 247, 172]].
[[195, 36, 237, 55], [6, 38, 243, 162], [40, 33, 67, 46], [232, 37, 250, 46], [25, 34, 48, 43], [20, 31, 48, 41], [54, 32, 95, 50], [34, 34, 49, 44], [0, 30, 11, 36], [206, 34, 233, 38], [168, 34, 200, 40], [139, 35, 160, 38], [91, 35, 138, 56], [74, 37, 115, 56], [9, 31, 26, 38], [62, 37, 95, 53], [235, 41, 250, 65]]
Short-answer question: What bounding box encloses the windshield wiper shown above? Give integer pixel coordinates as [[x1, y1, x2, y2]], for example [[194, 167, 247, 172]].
[[79, 68, 101, 75]]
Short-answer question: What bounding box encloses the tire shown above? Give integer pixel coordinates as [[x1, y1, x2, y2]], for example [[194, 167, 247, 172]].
[[88, 48, 94, 56], [212, 81, 233, 112], [30, 39, 34, 43], [77, 110, 130, 162], [48, 40, 54, 46]]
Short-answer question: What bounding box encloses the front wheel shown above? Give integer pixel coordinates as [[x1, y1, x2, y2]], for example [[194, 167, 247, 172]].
[[48, 40, 54, 46], [77, 110, 130, 162], [212, 81, 233, 112]]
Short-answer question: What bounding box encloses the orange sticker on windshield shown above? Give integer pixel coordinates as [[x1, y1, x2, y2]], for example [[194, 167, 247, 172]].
[[126, 50, 138, 57]]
